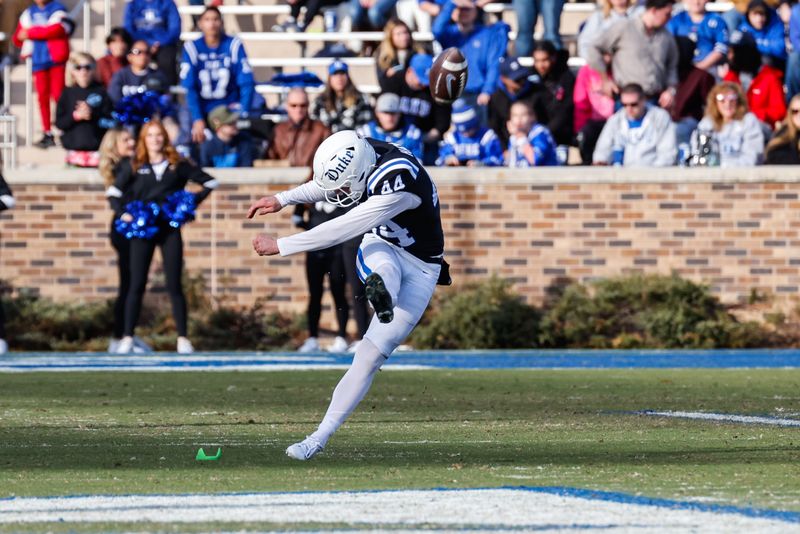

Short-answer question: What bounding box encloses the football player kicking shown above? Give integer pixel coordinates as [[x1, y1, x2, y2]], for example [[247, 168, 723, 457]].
[[247, 130, 450, 461]]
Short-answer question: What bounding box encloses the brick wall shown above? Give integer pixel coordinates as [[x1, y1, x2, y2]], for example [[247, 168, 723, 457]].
[[3, 167, 800, 321]]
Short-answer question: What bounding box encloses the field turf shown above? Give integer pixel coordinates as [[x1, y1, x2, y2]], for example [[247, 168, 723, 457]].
[[1, 368, 799, 513]]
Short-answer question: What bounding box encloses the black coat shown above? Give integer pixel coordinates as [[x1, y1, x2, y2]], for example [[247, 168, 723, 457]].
[[55, 82, 113, 151], [530, 64, 575, 146], [0, 173, 13, 211], [765, 134, 800, 165]]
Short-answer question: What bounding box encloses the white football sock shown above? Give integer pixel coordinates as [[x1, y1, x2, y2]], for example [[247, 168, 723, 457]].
[[310, 338, 386, 446]]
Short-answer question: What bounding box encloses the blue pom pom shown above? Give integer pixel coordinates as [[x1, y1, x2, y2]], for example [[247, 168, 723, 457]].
[[113, 91, 173, 126], [114, 201, 161, 239], [161, 190, 197, 228]]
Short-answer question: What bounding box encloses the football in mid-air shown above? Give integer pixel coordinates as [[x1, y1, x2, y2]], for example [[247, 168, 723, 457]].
[[429, 47, 468, 105]]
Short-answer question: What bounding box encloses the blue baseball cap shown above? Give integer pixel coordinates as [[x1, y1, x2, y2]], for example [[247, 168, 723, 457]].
[[329, 59, 348, 75], [409, 53, 433, 87]]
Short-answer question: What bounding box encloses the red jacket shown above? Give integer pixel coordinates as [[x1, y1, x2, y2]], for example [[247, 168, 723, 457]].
[[12, 1, 71, 71], [724, 66, 786, 129]]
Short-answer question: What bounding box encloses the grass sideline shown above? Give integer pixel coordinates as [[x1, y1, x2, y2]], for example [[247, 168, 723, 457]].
[[1, 369, 799, 515]]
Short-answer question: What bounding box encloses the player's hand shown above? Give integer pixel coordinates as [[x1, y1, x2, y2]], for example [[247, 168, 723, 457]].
[[247, 195, 283, 218], [191, 119, 207, 144], [253, 233, 279, 256], [445, 155, 460, 166]]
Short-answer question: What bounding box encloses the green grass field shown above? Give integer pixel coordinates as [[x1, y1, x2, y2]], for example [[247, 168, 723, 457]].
[[1, 368, 799, 514]]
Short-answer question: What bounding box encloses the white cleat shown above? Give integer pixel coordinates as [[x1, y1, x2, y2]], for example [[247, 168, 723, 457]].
[[0, 338, 7, 355], [177, 337, 195, 354], [327, 336, 348, 353], [115, 336, 134, 354], [298, 337, 320, 352], [285, 436, 324, 461]]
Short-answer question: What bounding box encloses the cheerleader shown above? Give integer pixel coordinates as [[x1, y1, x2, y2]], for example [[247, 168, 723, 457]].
[[0, 172, 15, 354], [106, 120, 218, 354]]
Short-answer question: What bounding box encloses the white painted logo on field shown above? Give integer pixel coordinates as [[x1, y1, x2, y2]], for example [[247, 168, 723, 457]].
[[643, 410, 800, 427], [1, 488, 796, 531]]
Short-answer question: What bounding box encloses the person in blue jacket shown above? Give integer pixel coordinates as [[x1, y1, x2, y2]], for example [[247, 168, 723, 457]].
[[199, 105, 256, 168], [737, 0, 786, 63], [124, 0, 181, 86], [432, 0, 509, 126], [437, 99, 504, 166], [505, 100, 559, 167], [667, 0, 729, 71], [356, 93, 424, 160], [788, 1, 800, 101], [180, 7, 255, 145]]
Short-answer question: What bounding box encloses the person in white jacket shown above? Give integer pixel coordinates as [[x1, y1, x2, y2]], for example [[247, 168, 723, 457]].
[[593, 83, 677, 166], [689, 81, 765, 167]]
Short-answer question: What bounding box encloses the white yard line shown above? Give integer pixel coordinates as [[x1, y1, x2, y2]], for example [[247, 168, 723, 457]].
[[1, 488, 796, 531], [643, 411, 800, 427]]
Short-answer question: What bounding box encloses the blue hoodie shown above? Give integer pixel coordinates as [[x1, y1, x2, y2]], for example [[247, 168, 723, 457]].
[[790, 4, 800, 52], [738, 7, 786, 60], [432, 1, 509, 96], [124, 0, 181, 47]]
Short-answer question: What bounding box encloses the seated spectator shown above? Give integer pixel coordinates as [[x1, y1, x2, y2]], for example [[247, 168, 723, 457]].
[[350, 0, 399, 30], [432, 0, 509, 119], [721, 31, 785, 130], [738, 0, 786, 62], [375, 19, 425, 92], [437, 99, 504, 166], [55, 53, 113, 167], [529, 40, 575, 148], [788, 1, 800, 101], [181, 7, 255, 145], [199, 105, 256, 168], [593, 83, 677, 166], [272, 0, 343, 32], [356, 93, 423, 159], [506, 100, 559, 167], [310, 60, 373, 133], [573, 65, 615, 165], [586, 0, 679, 110], [267, 88, 330, 167], [577, 0, 638, 60], [108, 39, 169, 104], [383, 53, 452, 164], [96, 27, 132, 88], [489, 56, 537, 147], [765, 95, 800, 164], [667, 0, 729, 71], [672, 36, 715, 153], [689, 81, 764, 167], [124, 0, 181, 86]]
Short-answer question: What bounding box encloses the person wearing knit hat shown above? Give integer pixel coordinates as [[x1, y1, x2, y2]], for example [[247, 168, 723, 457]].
[[436, 99, 504, 166]]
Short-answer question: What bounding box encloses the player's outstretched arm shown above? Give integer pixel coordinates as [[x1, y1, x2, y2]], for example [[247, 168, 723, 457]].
[[247, 181, 326, 219], [247, 196, 283, 219]]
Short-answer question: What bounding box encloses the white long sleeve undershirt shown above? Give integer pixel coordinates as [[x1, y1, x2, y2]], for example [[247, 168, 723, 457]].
[[275, 181, 327, 207], [277, 192, 422, 256]]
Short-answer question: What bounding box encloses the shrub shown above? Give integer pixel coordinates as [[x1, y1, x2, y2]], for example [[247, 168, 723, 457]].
[[410, 276, 541, 349]]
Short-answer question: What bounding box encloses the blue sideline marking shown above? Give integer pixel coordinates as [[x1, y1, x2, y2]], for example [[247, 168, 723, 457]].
[[2, 486, 798, 524], [3, 349, 800, 371]]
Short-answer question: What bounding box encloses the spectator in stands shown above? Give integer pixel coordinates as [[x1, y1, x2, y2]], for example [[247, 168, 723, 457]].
[[199, 105, 256, 168], [96, 28, 132, 89], [513, 0, 565, 55], [765, 95, 800, 164], [577, 0, 638, 60], [437, 99, 504, 166], [573, 64, 615, 164], [667, 0, 729, 71], [310, 60, 373, 133], [109, 39, 169, 105], [586, 0, 679, 110], [350, 0, 400, 30], [55, 52, 114, 168], [267, 88, 330, 167], [356, 93, 423, 159], [0, 173, 14, 354], [788, 2, 800, 101], [181, 7, 255, 145], [124, 0, 181, 87], [593, 83, 677, 166], [375, 19, 425, 92], [108, 120, 218, 355], [383, 53, 451, 164], [99, 126, 140, 354], [671, 35, 714, 159], [12, 0, 73, 150], [721, 31, 785, 130], [489, 56, 536, 147], [689, 81, 764, 167], [529, 40, 574, 149], [432, 0, 509, 121], [273, 0, 343, 32], [738, 0, 786, 62], [506, 100, 559, 166]]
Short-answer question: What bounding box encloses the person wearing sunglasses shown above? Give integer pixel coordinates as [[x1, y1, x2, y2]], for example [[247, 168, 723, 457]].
[[593, 83, 677, 166], [267, 88, 330, 169], [55, 52, 113, 167], [108, 39, 169, 105], [765, 95, 800, 164], [689, 81, 764, 167]]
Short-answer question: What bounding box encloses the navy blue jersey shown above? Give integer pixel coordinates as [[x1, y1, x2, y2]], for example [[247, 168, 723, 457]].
[[365, 139, 444, 264]]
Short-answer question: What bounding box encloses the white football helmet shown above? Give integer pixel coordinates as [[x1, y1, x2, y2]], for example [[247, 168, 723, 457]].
[[312, 131, 377, 207]]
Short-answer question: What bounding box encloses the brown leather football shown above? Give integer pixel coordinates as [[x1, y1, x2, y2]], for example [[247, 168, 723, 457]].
[[429, 47, 468, 105]]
